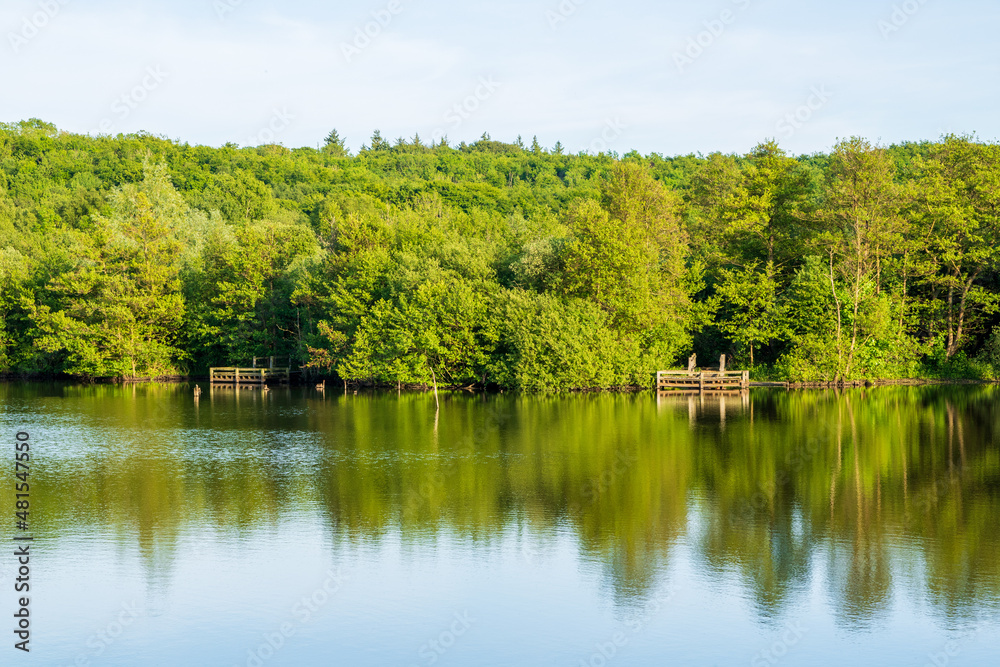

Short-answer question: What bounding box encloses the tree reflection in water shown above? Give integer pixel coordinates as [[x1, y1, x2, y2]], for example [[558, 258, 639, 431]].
[[8, 383, 999, 631]]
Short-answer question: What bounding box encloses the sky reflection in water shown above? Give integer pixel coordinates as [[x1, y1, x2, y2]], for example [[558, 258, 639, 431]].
[[2, 383, 998, 666]]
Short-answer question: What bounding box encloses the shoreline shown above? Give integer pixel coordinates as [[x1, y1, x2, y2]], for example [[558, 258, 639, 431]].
[[1, 376, 996, 392], [754, 378, 995, 389]]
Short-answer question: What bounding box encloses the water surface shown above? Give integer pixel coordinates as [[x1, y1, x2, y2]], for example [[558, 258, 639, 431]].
[[2, 384, 998, 665]]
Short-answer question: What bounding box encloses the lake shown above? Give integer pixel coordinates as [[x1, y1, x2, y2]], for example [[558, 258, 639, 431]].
[[2, 383, 998, 666]]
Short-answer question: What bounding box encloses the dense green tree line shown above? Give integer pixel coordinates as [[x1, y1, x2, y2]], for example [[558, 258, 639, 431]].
[[2, 119, 1000, 387]]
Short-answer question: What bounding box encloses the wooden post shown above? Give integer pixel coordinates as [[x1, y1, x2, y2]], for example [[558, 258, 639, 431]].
[[699, 371, 705, 393], [656, 371, 662, 390], [742, 370, 749, 390], [431, 367, 439, 409], [269, 356, 275, 369], [719, 354, 726, 374], [688, 354, 697, 373], [252, 357, 257, 368]]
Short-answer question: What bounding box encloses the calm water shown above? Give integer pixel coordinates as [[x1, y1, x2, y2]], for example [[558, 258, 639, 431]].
[[1, 384, 999, 666]]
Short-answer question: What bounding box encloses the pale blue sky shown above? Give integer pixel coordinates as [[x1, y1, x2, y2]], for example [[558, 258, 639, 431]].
[[1, 0, 997, 155]]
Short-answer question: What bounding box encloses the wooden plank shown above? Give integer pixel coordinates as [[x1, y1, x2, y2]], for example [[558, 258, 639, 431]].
[[656, 368, 749, 393], [658, 389, 746, 395], [210, 366, 292, 384], [658, 370, 745, 377]]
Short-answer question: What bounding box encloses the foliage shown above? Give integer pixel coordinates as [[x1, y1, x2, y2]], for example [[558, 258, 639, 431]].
[[29, 177, 187, 379], [2, 121, 1000, 385], [712, 262, 784, 366]]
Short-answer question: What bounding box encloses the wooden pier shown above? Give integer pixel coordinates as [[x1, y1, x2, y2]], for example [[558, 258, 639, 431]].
[[210, 367, 291, 386], [656, 354, 750, 393], [210, 357, 292, 387]]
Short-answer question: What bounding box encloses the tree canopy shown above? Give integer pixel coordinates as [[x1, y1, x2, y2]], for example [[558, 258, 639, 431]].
[[2, 120, 1000, 385]]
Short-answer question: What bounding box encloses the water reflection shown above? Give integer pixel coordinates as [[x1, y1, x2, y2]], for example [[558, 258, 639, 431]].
[[3, 383, 999, 634]]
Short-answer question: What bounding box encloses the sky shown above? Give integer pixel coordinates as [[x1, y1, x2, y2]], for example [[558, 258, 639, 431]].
[[1, 0, 998, 156]]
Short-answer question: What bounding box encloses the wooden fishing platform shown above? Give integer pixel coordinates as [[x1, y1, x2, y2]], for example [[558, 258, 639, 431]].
[[657, 354, 750, 393], [210, 357, 293, 386]]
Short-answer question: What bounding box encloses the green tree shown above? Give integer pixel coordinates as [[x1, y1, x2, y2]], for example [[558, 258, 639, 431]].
[[712, 262, 784, 366], [191, 221, 318, 366], [367, 130, 391, 152], [914, 136, 1000, 357], [560, 162, 691, 347], [214, 172, 278, 224], [30, 189, 185, 379], [711, 141, 812, 267], [817, 138, 905, 378], [323, 129, 348, 157]]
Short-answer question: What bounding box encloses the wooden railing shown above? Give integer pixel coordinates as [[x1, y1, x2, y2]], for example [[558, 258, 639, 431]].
[[210, 367, 290, 385], [656, 369, 750, 392]]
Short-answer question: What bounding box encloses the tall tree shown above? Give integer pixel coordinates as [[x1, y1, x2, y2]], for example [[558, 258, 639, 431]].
[[191, 221, 318, 365], [697, 141, 811, 268], [560, 162, 693, 360], [914, 136, 1000, 357], [30, 187, 186, 379], [817, 138, 904, 377], [323, 129, 348, 157], [712, 262, 784, 366], [367, 130, 391, 152]]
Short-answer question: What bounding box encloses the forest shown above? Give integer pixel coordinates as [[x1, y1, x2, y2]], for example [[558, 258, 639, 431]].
[[1, 118, 999, 389]]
